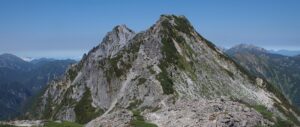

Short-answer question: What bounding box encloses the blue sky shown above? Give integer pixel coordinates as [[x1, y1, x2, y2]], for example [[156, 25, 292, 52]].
[[0, 0, 299, 59]]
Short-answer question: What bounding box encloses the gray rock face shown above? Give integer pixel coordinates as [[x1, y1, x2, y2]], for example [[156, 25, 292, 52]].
[[91, 25, 136, 60], [31, 15, 300, 126]]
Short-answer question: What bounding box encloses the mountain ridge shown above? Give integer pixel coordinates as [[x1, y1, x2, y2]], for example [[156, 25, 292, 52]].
[[227, 43, 300, 57], [269, 49, 300, 57], [227, 44, 300, 110]]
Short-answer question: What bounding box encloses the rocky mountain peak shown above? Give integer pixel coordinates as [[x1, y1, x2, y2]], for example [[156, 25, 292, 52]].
[[88, 24, 136, 59], [111, 24, 135, 44], [30, 15, 300, 127], [104, 24, 135, 46], [157, 14, 187, 23], [153, 15, 194, 34]]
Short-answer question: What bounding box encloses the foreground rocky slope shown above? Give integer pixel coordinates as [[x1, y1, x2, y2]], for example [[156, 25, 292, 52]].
[[29, 15, 300, 127], [227, 44, 300, 109]]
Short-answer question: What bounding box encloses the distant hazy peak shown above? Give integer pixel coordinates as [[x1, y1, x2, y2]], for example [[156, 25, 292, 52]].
[[229, 44, 268, 53], [0, 53, 29, 70], [0, 53, 23, 60]]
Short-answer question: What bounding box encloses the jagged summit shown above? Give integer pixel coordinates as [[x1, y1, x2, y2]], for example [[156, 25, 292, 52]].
[[103, 24, 135, 46], [88, 24, 136, 60], [158, 14, 189, 24], [29, 15, 300, 127], [111, 24, 135, 40], [153, 14, 195, 34], [157, 14, 188, 24]]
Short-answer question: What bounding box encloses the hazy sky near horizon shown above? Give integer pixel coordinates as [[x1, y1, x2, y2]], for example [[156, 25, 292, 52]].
[[0, 0, 299, 59]]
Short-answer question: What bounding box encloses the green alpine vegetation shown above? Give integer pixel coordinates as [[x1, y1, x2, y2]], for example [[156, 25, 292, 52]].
[[44, 121, 82, 127], [0, 124, 17, 127], [252, 105, 273, 121], [74, 88, 104, 124], [130, 110, 158, 127]]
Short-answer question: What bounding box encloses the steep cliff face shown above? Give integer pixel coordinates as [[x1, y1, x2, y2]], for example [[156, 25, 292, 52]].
[[31, 15, 299, 127]]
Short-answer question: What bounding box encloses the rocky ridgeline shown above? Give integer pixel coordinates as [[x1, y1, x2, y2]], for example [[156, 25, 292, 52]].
[[86, 98, 273, 127], [146, 99, 273, 127]]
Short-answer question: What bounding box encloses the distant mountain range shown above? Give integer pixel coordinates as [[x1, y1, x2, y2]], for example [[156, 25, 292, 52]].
[[226, 44, 300, 109], [0, 53, 76, 120], [269, 49, 300, 57]]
